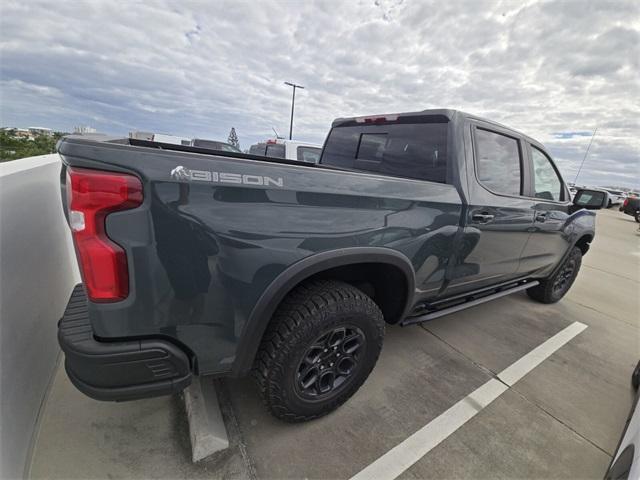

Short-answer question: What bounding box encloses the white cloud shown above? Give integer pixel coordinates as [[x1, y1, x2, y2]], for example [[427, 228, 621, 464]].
[[1, 0, 638, 187]]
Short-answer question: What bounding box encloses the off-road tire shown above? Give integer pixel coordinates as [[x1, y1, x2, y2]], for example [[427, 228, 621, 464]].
[[254, 279, 385, 422], [527, 246, 582, 304]]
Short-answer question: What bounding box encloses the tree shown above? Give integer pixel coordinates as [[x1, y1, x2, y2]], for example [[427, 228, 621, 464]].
[[227, 127, 240, 150], [0, 131, 62, 162]]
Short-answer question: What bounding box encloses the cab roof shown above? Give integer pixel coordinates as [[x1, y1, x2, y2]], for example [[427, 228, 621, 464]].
[[331, 108, 534, 144]]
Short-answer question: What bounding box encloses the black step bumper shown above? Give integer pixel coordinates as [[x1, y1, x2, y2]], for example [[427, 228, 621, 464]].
[[58, 284, 192, 401]]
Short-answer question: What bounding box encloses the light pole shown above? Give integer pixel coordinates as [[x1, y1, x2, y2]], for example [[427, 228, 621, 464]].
[[284, 82, 304, 140]]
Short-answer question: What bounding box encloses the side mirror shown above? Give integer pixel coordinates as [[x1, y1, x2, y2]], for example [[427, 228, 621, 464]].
[[573, 189, 609, 210]]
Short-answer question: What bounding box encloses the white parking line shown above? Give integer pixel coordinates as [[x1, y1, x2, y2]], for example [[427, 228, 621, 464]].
[[350, 321, 588, 480]]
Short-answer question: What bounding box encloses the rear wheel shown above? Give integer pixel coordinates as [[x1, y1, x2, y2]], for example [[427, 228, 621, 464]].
[[527, 247, 582, 304], [254, 280, 384, 422], [635, 211, 640, 223]]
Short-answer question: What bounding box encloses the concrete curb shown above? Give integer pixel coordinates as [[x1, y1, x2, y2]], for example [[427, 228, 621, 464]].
[[183, 376, 229, 462]]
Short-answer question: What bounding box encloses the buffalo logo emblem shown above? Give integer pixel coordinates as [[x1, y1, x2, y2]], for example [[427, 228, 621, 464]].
[[170, 165, 191, 181]]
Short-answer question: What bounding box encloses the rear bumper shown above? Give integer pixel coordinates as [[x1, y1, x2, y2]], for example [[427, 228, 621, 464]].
[[58, 284, 192, 401]]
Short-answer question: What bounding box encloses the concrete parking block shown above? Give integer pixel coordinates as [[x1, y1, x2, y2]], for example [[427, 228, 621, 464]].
[[183, 376, 229, 462]]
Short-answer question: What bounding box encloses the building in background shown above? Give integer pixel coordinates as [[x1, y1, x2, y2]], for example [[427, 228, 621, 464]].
[[2, 128, 31, 138], [28, 127, 53, 136]]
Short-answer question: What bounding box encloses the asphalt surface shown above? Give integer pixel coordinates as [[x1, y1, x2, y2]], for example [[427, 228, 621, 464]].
[[30, 208, 639, 479]]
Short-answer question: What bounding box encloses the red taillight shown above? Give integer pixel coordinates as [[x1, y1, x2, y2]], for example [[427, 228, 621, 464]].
[[66, 167, 143, 302], [623, 198, 629, 208]]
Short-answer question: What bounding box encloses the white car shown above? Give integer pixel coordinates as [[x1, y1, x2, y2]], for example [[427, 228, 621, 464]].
[[569, 186, 578, 200], [152, 133, 191, 146], [249, 139, 322, 163], [601, 188, 627, 207]]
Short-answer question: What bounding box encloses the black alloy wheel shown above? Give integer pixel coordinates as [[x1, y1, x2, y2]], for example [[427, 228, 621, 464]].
[[551, 256, 577, 296], [295, 325, 366, 399]]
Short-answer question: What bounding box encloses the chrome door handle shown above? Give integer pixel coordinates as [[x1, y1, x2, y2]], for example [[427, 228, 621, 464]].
[[472, 213, 495, 223], [535, 212, 548, 222]]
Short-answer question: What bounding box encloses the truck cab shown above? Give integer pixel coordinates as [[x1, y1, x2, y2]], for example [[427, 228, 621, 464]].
[[320, 111, 587, 302]]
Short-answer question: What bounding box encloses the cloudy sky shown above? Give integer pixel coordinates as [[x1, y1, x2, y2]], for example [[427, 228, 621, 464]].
[[1, 0, 638, 188]]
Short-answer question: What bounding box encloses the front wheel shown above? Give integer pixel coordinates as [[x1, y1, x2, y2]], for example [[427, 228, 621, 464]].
[[254, 280, 385, 422], [527, 247, 582, 304]]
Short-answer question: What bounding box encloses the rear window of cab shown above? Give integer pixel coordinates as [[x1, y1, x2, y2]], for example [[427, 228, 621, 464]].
[[320, 117, 448, 184]]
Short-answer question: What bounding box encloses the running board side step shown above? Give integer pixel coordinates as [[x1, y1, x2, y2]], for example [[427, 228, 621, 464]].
[[400, 280, 539, 326]]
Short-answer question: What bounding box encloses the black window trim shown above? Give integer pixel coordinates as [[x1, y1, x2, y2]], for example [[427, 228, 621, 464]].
[[471, 123, 528, 199], [525, 142, 571, 204]]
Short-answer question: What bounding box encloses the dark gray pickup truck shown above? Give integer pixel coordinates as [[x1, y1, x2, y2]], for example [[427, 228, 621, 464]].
[[57, 109, 607, 421]]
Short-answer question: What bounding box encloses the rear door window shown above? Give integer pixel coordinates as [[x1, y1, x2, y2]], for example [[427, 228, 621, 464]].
[[475, 128, 522, 196], [321, 120, 448, 183]]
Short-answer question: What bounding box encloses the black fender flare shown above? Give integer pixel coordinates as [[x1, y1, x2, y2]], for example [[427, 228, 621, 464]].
[[232, 247, 415, 376], [572, 229, 595, 254], [545, 228, 595, 280]]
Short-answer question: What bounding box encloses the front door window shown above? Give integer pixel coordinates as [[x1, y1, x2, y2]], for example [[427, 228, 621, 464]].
[[532, 147, 563, 201]]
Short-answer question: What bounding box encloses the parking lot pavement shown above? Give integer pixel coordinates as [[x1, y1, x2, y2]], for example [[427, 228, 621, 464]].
[[397, 388, 609, 480], [29, 364, 252, 479], [225, 325, 494, 479], [224, 208, 639, 479], [29, 209, 638, 479]]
